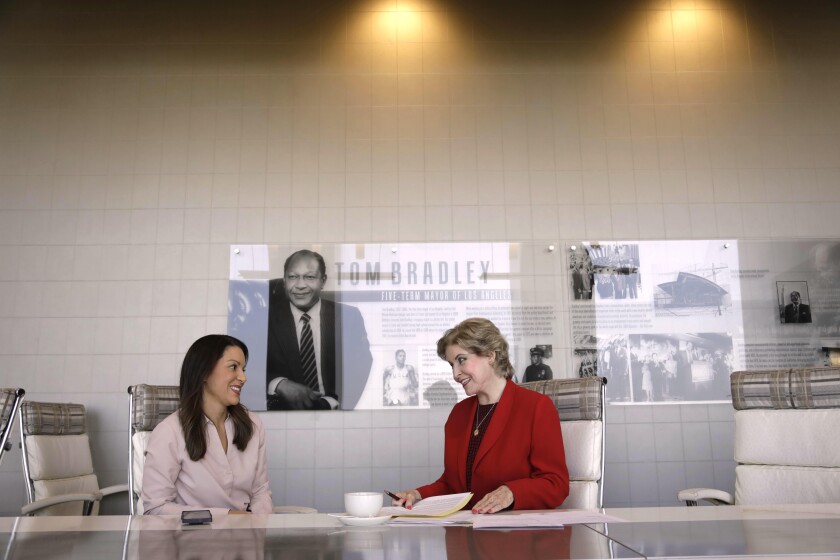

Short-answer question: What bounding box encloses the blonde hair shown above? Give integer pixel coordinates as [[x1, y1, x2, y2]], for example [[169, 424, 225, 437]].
[[436, 317, 514, 379]]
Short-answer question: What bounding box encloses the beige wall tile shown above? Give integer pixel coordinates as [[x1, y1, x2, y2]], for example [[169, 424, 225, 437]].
[[5, 0, 840, 515]]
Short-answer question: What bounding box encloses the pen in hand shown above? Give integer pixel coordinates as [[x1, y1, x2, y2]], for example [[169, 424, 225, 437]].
[[384, 490, 411, 509]]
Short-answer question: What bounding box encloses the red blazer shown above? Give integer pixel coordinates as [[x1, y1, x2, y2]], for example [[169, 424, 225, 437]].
[[417, 381, 569, 510]]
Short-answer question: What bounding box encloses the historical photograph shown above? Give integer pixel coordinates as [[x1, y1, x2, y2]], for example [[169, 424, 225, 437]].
[[569, 246, 594, 300], [627, 333, 733, 402], [586, 243, 641, 301], [382, 348, 419, 406], [521, 346, 554, 382], [573, 348, 599, 378], [777, 281, 812, 324], [654, 264, 732, 318], [597, 335, 630, 403], [266, 249, 373, 411]]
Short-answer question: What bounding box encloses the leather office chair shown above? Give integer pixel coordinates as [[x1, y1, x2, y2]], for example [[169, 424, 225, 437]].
[[127, 384, 180, 514], [19, 400, 128, 515], [520, 376, 607, 510], [679, 367, 840, 506], [0, 388, 24, 466], [128, 384, 317, 514]]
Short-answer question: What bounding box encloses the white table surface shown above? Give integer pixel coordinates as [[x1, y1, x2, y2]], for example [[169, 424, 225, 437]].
[[3, 504, 840, 559]]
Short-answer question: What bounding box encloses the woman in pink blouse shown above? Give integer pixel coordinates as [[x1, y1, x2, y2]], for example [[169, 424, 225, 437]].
[[141, 334, 273, 515]]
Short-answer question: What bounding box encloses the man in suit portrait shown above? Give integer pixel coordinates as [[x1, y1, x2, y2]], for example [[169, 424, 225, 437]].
[[266, 250, 373, 410], [783, 290, 812, 324]]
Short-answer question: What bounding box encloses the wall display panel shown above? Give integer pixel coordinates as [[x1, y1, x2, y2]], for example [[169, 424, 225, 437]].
[[569, 239, 840, 405], [229, 240, 840, 411], [228, 243, 568, 411]]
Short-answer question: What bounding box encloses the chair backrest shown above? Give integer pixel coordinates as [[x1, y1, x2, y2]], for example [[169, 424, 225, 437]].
[[730, 367, 840, 505], [0, 388, 25, 465], [19, 401, 100, 515], [520, 376, 607, 510], [128, 384, 179, 514]]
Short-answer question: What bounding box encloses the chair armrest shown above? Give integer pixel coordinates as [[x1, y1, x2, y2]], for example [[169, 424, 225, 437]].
[[677, 488, 734, 506], [98, 483, 130, 499], [21, 493, 99, 516], [273, 505, 318, 514]]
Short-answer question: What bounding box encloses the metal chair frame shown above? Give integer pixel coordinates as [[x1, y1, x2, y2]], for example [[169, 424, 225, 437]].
[[0, 388, 25, 465]]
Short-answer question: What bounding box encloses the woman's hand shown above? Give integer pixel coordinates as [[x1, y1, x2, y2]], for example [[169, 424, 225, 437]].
[[392, 489, 422, 509], [472, 485, 513, 514]]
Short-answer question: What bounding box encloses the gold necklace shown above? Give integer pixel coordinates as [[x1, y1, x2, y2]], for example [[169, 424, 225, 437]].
[[473, 402, 497, 437]]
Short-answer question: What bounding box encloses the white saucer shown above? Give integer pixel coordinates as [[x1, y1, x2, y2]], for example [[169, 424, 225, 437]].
[[335, 514, 391, 527]]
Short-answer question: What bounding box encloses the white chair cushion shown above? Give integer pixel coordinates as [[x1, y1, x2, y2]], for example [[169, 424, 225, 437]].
[[735, 409, 840, 468], [27, 434, 95, 480], [735, 464, 840, 505], [562, 420, 602, 482], [132, 431, 152, 513], [33, 474, 100, 515], [132, 432, 151, 493], [562, 480, 599, 510]]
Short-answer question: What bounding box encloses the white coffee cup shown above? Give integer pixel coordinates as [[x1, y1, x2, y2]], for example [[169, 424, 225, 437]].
[[344, 492, 383, 518]]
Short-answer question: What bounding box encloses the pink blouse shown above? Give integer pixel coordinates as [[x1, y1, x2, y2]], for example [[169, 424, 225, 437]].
[[141, 410, 273, 516]]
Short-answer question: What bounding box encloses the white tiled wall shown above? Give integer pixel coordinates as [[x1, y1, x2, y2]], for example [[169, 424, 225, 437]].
[[2, 0, 840, 515]]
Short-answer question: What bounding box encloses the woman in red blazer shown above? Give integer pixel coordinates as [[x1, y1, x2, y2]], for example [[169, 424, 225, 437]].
[[393, 318, 569, 513]]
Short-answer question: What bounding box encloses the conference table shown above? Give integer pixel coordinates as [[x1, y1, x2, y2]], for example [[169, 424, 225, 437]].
[[2, 504, 840, 559]]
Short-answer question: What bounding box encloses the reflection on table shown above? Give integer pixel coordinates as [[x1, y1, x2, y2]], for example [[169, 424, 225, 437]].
[[2, 505, 840, 560], [0, 514, 631, 560], [137, 526, 267, 560], [133, 523, 623, 560], [591, 518, 840, 559]]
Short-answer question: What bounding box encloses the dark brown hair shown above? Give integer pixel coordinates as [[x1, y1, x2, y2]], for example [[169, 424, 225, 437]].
[[179, 334, 253, 462]]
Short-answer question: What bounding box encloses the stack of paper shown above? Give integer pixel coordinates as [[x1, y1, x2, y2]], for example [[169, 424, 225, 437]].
[[381, 492, 473, 518]]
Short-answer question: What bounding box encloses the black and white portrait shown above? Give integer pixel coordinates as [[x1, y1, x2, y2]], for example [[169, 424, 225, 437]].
[[383, 348, 419, 406], [777, 281, 812, 324], [628, 333, 733, 403]]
